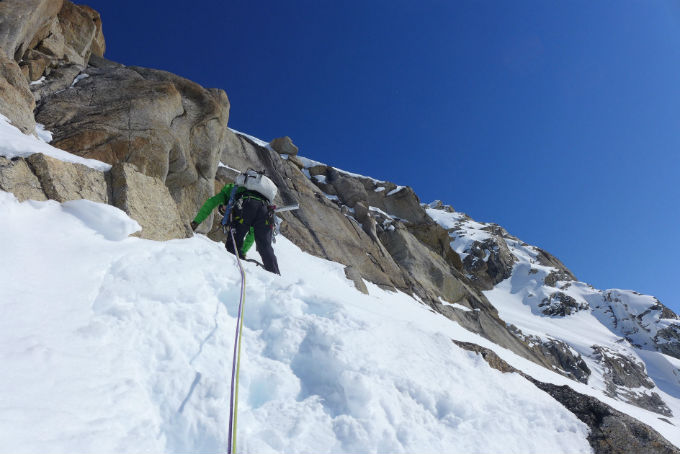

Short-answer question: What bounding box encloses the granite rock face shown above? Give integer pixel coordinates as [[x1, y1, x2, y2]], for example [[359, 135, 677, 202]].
[[110, 163, 190, 241], [0, 156, 46, 201], [27, 153, 109, 203], [34, 65, 229, 224], [0, 0, 63, 62], [0, 0, 105, 132], [0, 53, 36, 133], [218, 132, 408, 292]]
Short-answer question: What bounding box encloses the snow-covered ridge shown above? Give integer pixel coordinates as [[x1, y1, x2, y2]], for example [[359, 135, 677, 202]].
[[426, 203, 680, 421]]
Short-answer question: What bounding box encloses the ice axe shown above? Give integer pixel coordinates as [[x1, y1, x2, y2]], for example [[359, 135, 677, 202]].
[[270, 203, 299, 242], [272, 203, 299, 213]]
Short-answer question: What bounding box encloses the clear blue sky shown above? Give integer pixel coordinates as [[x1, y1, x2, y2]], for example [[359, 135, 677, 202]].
[[85, 0, 680, 313]]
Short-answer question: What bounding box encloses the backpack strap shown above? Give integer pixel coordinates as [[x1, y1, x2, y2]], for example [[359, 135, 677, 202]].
[[221, 185, 240, 227]]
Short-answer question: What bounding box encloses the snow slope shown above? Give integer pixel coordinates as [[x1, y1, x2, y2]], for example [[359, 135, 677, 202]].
[[426, 207, 680, 441], [0, 192, 595, 453], [0, 118, 677, 453]]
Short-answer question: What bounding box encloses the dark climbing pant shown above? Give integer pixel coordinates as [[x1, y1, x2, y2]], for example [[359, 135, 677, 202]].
[[226, 197, 280, 275]]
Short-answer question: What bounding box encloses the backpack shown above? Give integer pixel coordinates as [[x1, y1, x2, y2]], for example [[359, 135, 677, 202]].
[[235, 169, 277, 203]]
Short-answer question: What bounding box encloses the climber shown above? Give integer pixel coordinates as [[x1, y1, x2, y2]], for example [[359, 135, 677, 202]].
[[191, 170, 281, 275]]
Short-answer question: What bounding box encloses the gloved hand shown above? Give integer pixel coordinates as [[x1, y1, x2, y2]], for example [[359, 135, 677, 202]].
[[190, 221, 199, 231]]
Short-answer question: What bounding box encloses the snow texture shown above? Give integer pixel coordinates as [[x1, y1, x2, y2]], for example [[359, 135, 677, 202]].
[[0, 191, 595, 454]]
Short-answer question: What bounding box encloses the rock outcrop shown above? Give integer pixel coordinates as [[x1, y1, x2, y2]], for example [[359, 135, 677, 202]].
[[110, 163, 190, 241], [539, 291, 589, 317], [592, 346, 672, 416], [0, 156, 46, 201], [217, 131, 408, 292], [460, 235, 516, 290], [270, 136, 298, 156], [453, 340, 680, 454], [27, 153, 109, 203], [0, 52, 36, 133], [34, 64, 229, 224], [0, 0, 106, 132], [0, 0, 64, 62]]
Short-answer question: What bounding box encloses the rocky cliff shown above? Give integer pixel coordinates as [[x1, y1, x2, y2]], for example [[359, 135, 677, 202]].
[[1, 3, 679, 453]]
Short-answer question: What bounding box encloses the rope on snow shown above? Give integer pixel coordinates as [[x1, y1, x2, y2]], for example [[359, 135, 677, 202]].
[[227, 228, 247, 454]]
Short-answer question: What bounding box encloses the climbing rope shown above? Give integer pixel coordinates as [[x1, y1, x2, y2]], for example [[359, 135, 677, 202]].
[[227, 228, 246, 454]]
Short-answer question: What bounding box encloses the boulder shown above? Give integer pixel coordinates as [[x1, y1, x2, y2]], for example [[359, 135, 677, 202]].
[[270, 136, 298, 156], [0, 52, 36, 133], [307, 165, 328, 177], [22, 49, 53, 81], [0, 156, 46, 201], [377, 185, 429, 223], [344, 265, 368, 294], [110, 163, 190, 241], [26, 153, 109, 203], [330, 171, 368, 208], [427, 200, 454, 212]]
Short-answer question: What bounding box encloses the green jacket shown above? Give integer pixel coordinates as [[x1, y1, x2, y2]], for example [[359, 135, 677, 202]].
[[193, 184, 255, 254]]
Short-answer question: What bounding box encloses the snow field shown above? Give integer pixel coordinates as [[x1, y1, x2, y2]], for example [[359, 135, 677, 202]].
[[0, 192, 593, 453]]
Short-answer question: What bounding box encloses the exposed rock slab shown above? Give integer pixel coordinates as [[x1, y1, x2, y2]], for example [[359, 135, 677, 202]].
[[26, 153, 109, 203], [0, 0, 63, 61], [219, 132, 407, 291], [0, 53, 36, 133], [0, 156, 46, 201], [110, 163, 190, 241], [344, 265, 369, 294]]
